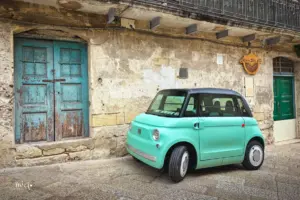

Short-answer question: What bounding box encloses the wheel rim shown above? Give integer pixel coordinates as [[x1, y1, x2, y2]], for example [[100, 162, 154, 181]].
[[180, 151, 189, 177], [249, 145, 263, 167]]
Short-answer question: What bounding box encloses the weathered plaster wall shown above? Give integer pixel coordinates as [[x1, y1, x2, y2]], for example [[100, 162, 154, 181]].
[[0, 21, 15, 168], [89, 30, 275, 145], [0, 21, 299, 167]]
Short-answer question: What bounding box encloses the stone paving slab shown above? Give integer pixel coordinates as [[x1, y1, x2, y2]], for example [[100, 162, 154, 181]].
[[0, 143, 300, 200]]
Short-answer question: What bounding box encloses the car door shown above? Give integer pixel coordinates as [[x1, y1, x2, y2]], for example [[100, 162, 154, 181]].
[[199, 93, 246, 160]]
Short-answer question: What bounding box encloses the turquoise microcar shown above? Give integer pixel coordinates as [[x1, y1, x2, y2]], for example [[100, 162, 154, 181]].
[[126, 88, 265, 182]]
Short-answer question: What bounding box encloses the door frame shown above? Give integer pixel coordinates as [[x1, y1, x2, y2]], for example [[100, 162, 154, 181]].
[[273, 74, 297, 142], [13, 36, 90, 143]]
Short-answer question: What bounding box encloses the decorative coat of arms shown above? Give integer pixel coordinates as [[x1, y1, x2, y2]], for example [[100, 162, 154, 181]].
[[240, 52, 262, 75]]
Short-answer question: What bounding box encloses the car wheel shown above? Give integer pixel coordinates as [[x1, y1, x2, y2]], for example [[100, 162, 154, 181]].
[[168, 146, 189, 183], [242, 140, 264, 170]]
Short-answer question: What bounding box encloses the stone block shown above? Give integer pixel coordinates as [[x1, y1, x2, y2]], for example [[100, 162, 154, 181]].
[[16, 144, 42, 159], [37, 139, 94, 153], [68, 150, 92, 161], [115, 136, 128, 157], [116, 112, 125, 125], [16, 154, 68, 167], [66, 145, 88, 152], [91, 149, 110, 159], [93, 124, 128, 139], [43, 148, 65, 156], [152, 57, 169, 67], [94, 137, 117, 151], [253, 112, 264, 121], [125, 112, 138, 124], [92, 114, 117, 127]]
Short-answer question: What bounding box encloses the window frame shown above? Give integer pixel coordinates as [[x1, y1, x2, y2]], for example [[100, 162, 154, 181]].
[[235, 96, 252, 117], [181, 94, 200, 118], [198, 93, 249, 117]]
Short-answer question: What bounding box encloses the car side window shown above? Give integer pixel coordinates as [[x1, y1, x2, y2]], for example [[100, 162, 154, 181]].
[[164, 96, 185, 112], [184, 95, 198, 117], [237, 97, 250, 117], [199, 94, 240, 117]]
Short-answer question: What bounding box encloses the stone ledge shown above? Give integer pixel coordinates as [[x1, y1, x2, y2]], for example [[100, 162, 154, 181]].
[[30, 138, 94, 151], [43, 148, 65, 156], [16, 154, 69, 167], [15, 144, 42, 159]]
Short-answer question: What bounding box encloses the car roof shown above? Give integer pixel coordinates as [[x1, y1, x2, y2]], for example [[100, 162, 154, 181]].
[[160, 88, 242, 96]]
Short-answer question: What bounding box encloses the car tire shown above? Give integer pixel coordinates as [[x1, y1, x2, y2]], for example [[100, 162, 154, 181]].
[[242, 140, 264, 170], [168, 146, 189, 183]]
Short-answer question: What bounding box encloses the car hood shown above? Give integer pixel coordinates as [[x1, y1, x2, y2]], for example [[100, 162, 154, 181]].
[[133, 113, 183, 128]]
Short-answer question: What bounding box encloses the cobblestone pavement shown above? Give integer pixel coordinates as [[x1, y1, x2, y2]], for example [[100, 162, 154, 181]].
[[0, 142, 300, 200]]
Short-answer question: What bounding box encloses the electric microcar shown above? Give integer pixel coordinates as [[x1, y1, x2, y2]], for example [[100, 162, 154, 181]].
[[126, 88, 265, 182]]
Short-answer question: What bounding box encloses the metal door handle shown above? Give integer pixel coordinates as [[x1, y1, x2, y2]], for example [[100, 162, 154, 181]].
[[194, 122, 200, 129], [42, 79, 53, 82], [42, 79, 66, 83], [54, 79, 66, 82]]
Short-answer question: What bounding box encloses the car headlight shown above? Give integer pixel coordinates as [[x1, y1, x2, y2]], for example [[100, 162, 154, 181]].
[[152, 129, 160, 141]]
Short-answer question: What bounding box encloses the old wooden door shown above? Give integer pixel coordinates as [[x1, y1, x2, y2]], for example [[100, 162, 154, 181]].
[[273, 76, 294, 121], [54, 41, 89, 140], [14, 38, 89, 143]]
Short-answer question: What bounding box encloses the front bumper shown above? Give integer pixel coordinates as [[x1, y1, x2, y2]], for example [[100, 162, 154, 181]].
[[126, 131, 164, 169], [126, 144, 156, 162]]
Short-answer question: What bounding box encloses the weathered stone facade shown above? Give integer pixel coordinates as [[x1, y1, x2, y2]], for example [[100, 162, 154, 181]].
[[0, 22, 14, 167], [0, 1, 300, 168]]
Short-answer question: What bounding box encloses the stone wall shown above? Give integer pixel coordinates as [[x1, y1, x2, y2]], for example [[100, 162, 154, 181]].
[[89, 30, 275, 144], [294, 62, 300, 139], [0, 22, 15, 168], [0, 19, 299, 167]]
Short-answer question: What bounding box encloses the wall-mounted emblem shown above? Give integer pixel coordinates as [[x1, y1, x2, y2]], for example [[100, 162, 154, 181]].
[[240, 53, 262, 75]]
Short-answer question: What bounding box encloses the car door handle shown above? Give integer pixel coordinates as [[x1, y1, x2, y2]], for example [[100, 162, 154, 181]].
[[194, 122, 200, 130]]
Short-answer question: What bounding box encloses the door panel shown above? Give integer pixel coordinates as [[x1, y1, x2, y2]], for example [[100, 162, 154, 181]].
[[14, 38, 54, 143], [54, 41, 89, 140], [199, 117, 245, 160], [273, 79, 280, 121], [273, 77, 294, 121]]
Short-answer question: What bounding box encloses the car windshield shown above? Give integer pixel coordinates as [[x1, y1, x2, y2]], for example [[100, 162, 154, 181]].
[[146, 90, 187, 117]]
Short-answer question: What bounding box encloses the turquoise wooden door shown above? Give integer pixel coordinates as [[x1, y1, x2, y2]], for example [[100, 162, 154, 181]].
[[273, 76, 294, 121], [54, 41, 89, 139], [14, 38, 89, 143]]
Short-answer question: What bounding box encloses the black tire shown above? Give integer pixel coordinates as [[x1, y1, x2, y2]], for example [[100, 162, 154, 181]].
[[242, 140, 264, 170], [168, 146, 189, 183]]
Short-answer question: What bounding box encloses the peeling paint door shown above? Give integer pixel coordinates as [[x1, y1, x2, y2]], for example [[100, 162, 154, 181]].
[[14, 38, 89, 143], [15, 38, 54, 143], [54, 41, 89, 140]]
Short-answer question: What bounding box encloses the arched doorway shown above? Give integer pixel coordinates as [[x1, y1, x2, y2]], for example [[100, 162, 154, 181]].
[[273, 57, 296, 142]]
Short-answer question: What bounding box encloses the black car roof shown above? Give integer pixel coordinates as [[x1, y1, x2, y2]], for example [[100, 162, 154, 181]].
[[160, 88, 242, 96]]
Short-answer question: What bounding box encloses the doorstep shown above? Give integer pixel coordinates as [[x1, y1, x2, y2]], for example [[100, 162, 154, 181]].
[[274, 139, 300, 146]]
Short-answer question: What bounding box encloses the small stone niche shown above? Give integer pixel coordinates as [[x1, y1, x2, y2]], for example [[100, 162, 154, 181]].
[[178, 68, 188, 79]]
